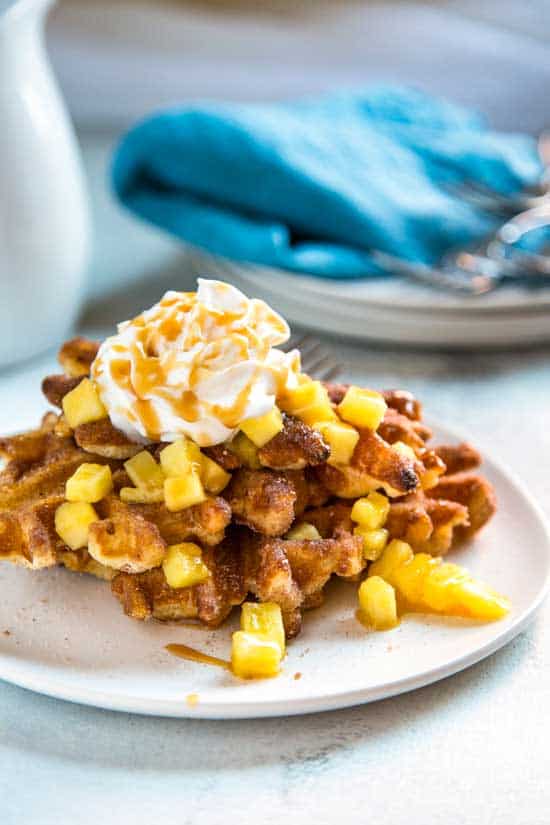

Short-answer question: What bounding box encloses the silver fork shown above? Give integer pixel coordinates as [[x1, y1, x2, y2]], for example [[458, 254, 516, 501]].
[[447, 131, 550, 216], [284, 333, 343, 381]]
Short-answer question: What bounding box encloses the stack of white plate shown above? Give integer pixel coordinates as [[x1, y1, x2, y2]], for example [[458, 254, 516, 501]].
[[186, 250, 550, 348], [50, 1, 550, 347]]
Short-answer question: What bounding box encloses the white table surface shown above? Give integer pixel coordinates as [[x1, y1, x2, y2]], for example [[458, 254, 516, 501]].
[[1, 135, 550, 824]]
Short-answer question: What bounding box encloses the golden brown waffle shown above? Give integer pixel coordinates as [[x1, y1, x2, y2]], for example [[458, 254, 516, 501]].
[[257, 413, 330, 470], [110, 525, 364, 638], [0, 336, 497, 639]]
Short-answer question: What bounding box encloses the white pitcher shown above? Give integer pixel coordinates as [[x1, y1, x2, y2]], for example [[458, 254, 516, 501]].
[[0, 0, 90, 368]]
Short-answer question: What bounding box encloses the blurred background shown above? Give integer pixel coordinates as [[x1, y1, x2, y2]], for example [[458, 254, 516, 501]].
[[4, 8, 550, 821], [47, 0, 550, 131], [35, 0, 550, 349]]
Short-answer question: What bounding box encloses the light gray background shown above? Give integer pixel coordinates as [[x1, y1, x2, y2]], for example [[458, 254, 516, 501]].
[[1, 132, 549, 824], [2, 2, 550, 822]]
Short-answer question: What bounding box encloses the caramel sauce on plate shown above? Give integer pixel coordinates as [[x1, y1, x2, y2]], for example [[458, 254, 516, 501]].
[[166, 643, 231, 671]]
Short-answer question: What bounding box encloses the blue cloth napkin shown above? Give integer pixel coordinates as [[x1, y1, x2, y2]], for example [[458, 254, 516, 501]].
[[112, 87, 541, 278]]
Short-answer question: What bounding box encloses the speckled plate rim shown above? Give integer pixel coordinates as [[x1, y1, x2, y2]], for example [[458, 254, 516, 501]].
[[1, 422, 549, 719]]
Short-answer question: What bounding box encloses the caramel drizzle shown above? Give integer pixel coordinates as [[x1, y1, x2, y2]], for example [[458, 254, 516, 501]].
[[166, 643, 231, 670]]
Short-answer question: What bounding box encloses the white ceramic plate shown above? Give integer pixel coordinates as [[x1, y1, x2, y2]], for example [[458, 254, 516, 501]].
[[186, 252, 550, 348], [0, 422, 548, 719]]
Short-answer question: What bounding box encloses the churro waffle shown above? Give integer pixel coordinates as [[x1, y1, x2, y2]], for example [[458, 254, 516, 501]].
[[0, 338, 495, 628], [0, 282, 505, 678]]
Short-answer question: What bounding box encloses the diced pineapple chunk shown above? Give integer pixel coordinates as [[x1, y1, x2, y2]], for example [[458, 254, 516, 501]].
[[162, 542, 210, 588], [280, 379, 336, 426], [65, 463, 112, 503], [392, 440, 417, 461], [159, 438, 201, 478], [120, 486, 165, 504], [279, 378, 321, 412], [445, 576, 510, 621], [55, 501, 98, 550], [371, 547, 510, 622], [200, 454, 231, 494], [368, 539, 414, 581], [240, 407, 284, 447], [351, 491, 390, 529], [160, 440, 230, 493], [62, 378, 108, 428], [286, 522, 322, 541], [124, 450, 165, 491], [354, 526, 389, 560], [315, 420, 359, 466], [358, 576, 398, 630], [241, 602, 285, 655], [164, 472, 206, 512], [229, 432, 261, 469], [337, 386, 387, 431], [295, 400, 337, 427], [421, 561, 468, 613], [231, 631, 282, 679], [392, 552, 438, 604]]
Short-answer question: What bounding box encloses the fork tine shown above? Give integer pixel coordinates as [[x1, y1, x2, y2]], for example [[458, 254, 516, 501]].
[[318, 364, 343, 382], [282, 334, 343, 381], [287, 334, 319, 354], [303, 354, 339, 376]]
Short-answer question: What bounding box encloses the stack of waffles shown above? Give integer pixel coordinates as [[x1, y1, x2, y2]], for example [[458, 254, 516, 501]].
[[0, 338, 496, 639]]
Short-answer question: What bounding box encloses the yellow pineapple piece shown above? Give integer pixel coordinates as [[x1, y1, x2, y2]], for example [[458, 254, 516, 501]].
[[391, 552, 438, 604], [120, 486, 165, 504], [368, 539, 413, 581], [240, 406, 283, 447], [280, 379, 336, 426], [55, 501, 98, 550], [65, 463, 113, 503], [354, 526, 389, 561], [124, 450, 165, 490], [162, 542, 210, 588], [358, 576, 398, 630], [337, 386, 387, 431], [62, 378, 108, 428], [446, 576, 511, 621], [392, 440, 417, 461], [315, 420, 359, 466], [419, 562, 510, 620], [159, 438, 201, 478], [295, 400, 336, 427], [123, 451, 165, 503], [200, 454, 231, 494], [229, 432, 261, 469], [241, 602, 285, 655], [351, 491, 390, 529], [373, 549, 510, 622], [421, 561, 468, 613], [164, 472, 206, 512], [286, 522, 322, 541], [231, 631, 282, 679], [279, 378, 320, 412]]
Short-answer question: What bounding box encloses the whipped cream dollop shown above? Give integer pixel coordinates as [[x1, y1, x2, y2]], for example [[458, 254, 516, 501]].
[[91, 279, 301, 446]]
